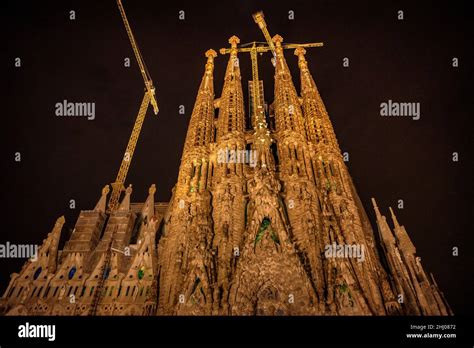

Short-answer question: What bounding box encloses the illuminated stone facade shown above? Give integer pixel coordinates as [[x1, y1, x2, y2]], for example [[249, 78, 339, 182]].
[[0, 35, 451, 316]]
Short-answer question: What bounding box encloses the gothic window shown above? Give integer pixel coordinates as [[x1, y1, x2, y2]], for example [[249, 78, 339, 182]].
[[33, 266, 42, 280], [68, 266, 77, 280], [37, 286, 43, 297]]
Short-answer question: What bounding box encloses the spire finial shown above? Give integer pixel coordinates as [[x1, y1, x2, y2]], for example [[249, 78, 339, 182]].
[[102, 184, 110, 196], [95, 185, 110, 213], [294, 46, 307, 58], [371, 197, 382, 217], [205, 49, 217, 59], [228, 35, 240, 47], [140, 184, 156, 223], [56, 215, 65, 226], [272, 34, 283, 47], [149, 183, 156, 195], [118, 184, 133, 211], [205, 49, 217, 72]]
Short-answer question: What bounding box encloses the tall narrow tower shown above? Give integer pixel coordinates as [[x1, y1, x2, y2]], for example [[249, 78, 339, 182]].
[[210, 36, 248, 314], [157, 49, 217, 315]]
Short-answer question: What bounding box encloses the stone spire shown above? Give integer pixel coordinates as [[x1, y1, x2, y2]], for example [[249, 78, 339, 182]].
[[141, 184, 156, 222], [295, 46, 340, 151], [389, 206, 401, 229], [182, 49, 217, 153], [272, 35, 306, 138], [371, 198, 396, 245], [370, 199, 453, 315], [272, 35, 312, 180], [94, 185, 110, 213], [136, 184, 157, 243], [41, 216, 65, 273], [216, 36, 245, 140], [389, 207, 416, 255], [213, 36, 247, 182], [177, 49, 217, 195]]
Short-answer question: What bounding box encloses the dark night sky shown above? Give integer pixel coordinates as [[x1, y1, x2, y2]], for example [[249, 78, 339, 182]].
[[1, 0, 472, 314]]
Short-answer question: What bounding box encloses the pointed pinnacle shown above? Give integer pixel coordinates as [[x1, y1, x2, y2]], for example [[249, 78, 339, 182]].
[[371, 197, 382, 217], [56, 216, 66, 225], [389, 207, 401, 228], [102, 184, 110, 196]]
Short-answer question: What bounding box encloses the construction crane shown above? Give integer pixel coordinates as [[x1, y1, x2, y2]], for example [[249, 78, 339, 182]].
[[108, 0, 159, 211], [252, 11, 277, 66], [252, 11, 324, 67], [219, 41, 323, 129], [220, 12, 323, 166], [219, 41, 323, 56]]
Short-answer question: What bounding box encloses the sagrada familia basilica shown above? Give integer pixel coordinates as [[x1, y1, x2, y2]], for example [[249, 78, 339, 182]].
[[0, 11, 451, 316]]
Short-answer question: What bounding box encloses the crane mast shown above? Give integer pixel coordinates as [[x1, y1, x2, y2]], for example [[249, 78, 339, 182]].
[[252, 12, 277, 64], [117, 0, 158, 113], [108, 0, 159, 212], [251, 11, 324, 63], [249, 43, 266, 128]]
